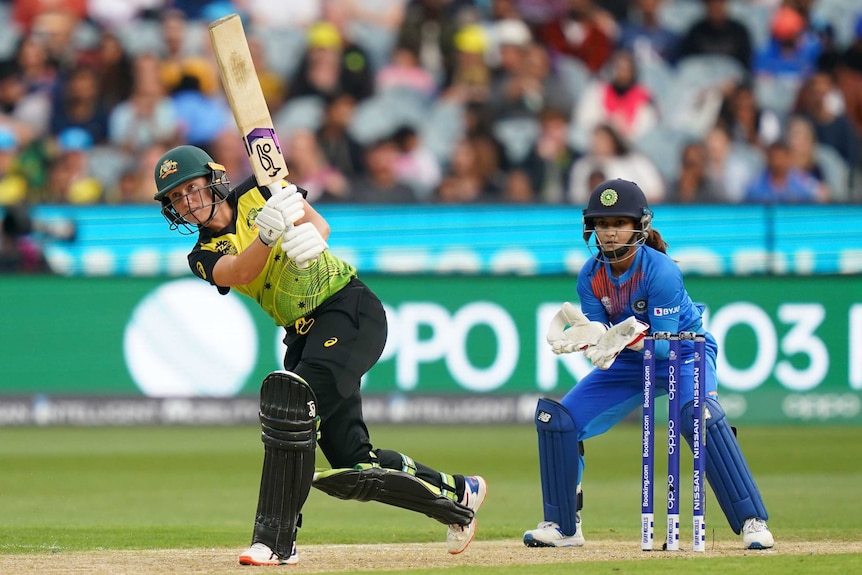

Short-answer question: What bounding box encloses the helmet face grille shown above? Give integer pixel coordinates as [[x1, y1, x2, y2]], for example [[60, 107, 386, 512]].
[[161, 165, 230, 235], [160, 178, 230, 235]]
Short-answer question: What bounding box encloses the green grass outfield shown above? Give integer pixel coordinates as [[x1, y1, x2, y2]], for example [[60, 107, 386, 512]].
[[1, 424, 860, 574]]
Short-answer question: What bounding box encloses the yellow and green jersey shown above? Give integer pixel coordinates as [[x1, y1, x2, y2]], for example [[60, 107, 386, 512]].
[[187, 178, 356, 326]]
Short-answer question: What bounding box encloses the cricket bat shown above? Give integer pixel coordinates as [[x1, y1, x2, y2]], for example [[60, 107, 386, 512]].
[[209, 14, 288, 187]]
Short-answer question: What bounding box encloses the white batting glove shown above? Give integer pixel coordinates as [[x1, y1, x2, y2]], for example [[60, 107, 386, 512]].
[[281, 222, 328, 266], [546, 302, 608, 355], [583, 317, 649, 369], [278, 184, 305, 226], [256, 183, 296, 246]]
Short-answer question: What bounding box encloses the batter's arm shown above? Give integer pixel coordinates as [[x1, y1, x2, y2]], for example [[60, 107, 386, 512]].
[[212, 237, 272, 287]]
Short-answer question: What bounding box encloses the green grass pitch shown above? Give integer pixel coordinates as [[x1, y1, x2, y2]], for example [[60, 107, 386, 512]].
[[1, 423, 861, 573]]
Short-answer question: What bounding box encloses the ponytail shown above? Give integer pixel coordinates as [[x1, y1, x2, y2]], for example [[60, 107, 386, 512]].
[[645, 228, 668, 254]]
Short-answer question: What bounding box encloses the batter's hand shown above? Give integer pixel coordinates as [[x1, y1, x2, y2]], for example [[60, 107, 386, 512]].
[[546, 302, 607, 354], [256, 183, 296, 246], [281, 222, 328, 266], [584, 317, 649, 369], [278, 184, 305, 226]]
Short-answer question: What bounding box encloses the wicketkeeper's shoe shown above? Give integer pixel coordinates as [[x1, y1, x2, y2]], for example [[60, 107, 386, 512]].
[[742, 517, 774, 549], [446, 475, 487, 554], [238, 542, 299, 566], [523, 514, 585, 547]]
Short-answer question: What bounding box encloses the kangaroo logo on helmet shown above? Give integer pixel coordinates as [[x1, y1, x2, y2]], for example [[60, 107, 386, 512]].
[[600, 189, 618, 206], [159, 159, 178, 180]]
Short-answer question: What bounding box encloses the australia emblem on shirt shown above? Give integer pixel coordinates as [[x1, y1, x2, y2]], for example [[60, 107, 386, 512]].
[[248, 208, 262, 230]]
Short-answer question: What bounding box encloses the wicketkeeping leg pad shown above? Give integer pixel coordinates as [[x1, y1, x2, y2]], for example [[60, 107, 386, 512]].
[[252, 371, 318, 558], [312, 466, 474, 526], [680, 397, 768, 533], [535, 398, 581, 536]]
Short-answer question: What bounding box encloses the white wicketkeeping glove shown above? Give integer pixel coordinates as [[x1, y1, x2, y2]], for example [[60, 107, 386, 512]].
[[583, 316, 649, 370], [256, 183, 299, 246], [281, 222, 328, 266], [546, 302, 608, 355]]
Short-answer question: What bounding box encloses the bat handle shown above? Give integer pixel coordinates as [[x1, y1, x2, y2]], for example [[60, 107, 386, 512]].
[[266, 182, 284, 195]]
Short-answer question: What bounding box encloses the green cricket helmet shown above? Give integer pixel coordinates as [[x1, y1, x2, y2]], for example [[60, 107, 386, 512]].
[[153, 145, 231, 234], [582, 178, 653, 258]]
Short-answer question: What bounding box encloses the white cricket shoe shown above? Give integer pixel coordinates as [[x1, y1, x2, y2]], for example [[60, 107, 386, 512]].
[[238, 541, 299, 566], [742, 517, 774, 549], [523, 514, 585, 547], [447, 475, 488, 554]]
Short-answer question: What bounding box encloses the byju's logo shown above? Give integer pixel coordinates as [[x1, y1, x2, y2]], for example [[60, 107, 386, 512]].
[[653, 305, 680, 317]]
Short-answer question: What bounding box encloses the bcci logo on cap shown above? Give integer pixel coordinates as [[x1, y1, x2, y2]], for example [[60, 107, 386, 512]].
[[537, 411, 552, 424], [600, 189, 618, 206], [159, 159, 178, 180]]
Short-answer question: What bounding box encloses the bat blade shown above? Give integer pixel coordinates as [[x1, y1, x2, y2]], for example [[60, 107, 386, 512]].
[[208, 14, 288, 186]]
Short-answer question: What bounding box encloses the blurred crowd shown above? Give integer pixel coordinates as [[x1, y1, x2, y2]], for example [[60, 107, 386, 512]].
[[1, 0, 861, 208]]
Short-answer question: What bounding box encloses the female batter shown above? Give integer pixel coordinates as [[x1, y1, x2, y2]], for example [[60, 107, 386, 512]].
[[153, 145, 486, 566], [523, 178, 773, 550]]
